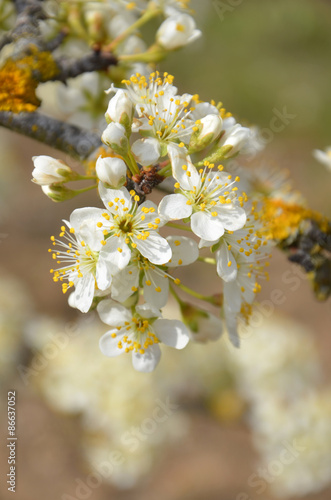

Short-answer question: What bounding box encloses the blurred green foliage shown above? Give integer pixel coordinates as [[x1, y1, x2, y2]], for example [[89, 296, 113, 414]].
[[161, 0, 331, 144]]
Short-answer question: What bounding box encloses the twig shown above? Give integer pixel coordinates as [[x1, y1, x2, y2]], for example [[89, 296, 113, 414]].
[[49, 50, 118, 83], [0, 110, 102, 159]]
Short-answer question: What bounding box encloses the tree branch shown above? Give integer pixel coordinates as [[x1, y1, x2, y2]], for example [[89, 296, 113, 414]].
[[0, 110, 102, 159], [49, 50, 118, 83]]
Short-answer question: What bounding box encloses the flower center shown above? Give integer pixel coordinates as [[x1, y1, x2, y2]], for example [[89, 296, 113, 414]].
[[49, 226, 98, 294], [118, 217, 133, 233], [112, 316, 160, 355]]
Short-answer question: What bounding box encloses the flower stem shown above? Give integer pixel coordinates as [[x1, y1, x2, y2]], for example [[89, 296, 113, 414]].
[[169, 285, 184, 306], [158, 163, 172, 176], [107, 5, 161, 52], [123, 151, 140, 176], [198, 256, 217, 265], [75, 184, 98, 194], [166, 222, 191, 232], [76, 174, 97, 181], [177, 282, 216, 304]]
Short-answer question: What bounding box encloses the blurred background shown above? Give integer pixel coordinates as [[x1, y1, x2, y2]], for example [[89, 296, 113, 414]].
[[1, 0, 331, 499]]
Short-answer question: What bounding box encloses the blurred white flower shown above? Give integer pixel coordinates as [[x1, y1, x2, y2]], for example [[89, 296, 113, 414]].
[[313, 147, 331, 171], [156, 13, 201, 50]]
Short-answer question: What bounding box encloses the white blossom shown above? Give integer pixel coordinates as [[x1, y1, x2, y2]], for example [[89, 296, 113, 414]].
[[156, 13, 201, 50], [313, 147, 331, 171], [70, 183, 172, 276], [49, 210, 115, 313], [159, 144, 247, 240], [98, 300, 190, 372]]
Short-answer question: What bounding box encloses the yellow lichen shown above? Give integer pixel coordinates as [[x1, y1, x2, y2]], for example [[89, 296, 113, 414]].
[[260, 198, 328, 242], [0, 47, 59, 113]]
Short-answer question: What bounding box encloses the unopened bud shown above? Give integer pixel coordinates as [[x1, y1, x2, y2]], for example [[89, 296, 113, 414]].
[[32, 155, 76, 185], [95, 155, 127, 188], [101, 122, 129, 155]]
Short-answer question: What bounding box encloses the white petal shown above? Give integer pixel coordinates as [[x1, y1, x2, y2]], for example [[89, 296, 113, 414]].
[[198, 238, 219, 249], [136, 303, 161, 319], [95, 156, 127, 187], [71, 273, 95, 313], [97, 299, 132, 326], [191, 102, 219, 120], [158, 193, 192, 221], [132, 344, 161, 372], [223, 281, 242, 313], [216, 205, 247, 231], [166, 236, 199, 267], [215, 242, 238, 282], [111, 266, 139, 303], [134, 233, 172, 265], [101, 237, 131, 272], [137, 200, 160, 225], [98, 183, 132, 213], [131, 137, 161, 166], [154, 319, 190, 349], [313, 148, 331, 170], [95, 256, 113, 291], [167, 143, 200, 190], [69, 207, 105, 250], [224, 308, 240, 348], [191, 211, 224, 240], [143, 272, 169, 309], [99, 330, 125, 357]]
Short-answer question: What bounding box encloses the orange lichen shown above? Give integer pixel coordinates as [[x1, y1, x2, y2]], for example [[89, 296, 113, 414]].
[[0, 47, 59, 113], [260, 198, 328, 241]]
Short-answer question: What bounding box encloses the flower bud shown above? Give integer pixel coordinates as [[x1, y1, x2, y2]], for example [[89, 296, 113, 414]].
[[189, 114, 223, 153], [218, 124, 251, 158], [131, 137, 161, 166], [95, 156, 127, 188], [41, 185, 78, 202], [105, 89, 134, 136], [101, 122, 129, 155], [84, 7, 105, 42], [32, 155, 74, 185], [156, 13, 201, 50]]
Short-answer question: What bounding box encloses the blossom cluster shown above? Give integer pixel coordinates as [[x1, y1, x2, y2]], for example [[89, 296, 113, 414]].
[[38, 0, 202, 126], [32, 70, 274, 372]]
